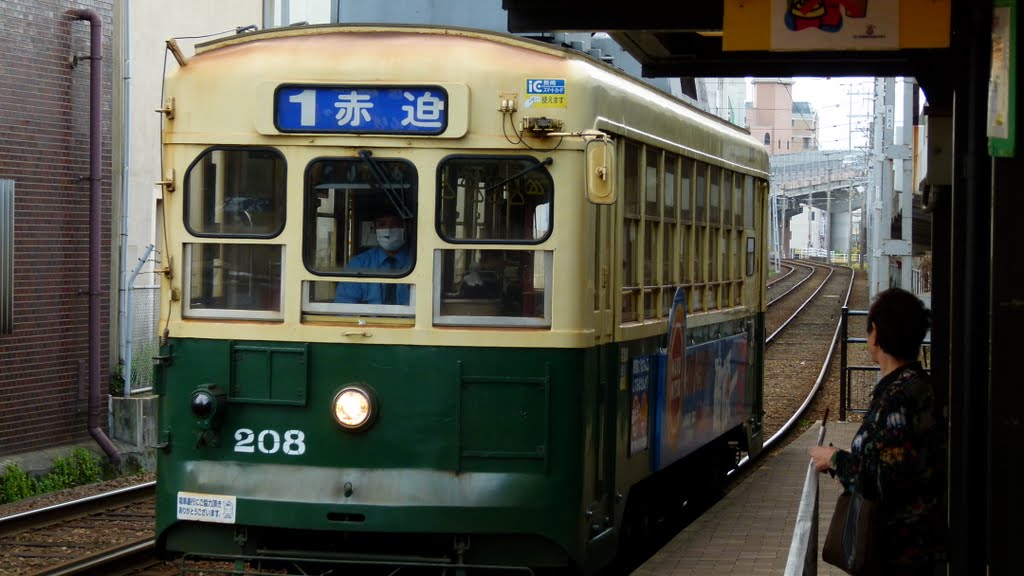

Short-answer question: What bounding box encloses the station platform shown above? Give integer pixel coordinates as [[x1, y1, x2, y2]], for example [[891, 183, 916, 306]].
[[633, 421, 860, 576]]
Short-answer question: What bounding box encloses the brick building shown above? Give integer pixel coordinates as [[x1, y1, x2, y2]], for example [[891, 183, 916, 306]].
[[0, 1, 114, 456]]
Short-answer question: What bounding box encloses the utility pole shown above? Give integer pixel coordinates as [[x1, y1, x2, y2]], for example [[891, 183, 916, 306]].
[[897, 78, 915, 291], [845, 82, 874, 150], [825, 152, 832, 255], [868, 78, 886, 297], [770, 183, 782, 271], [848, 184, 854, 264]]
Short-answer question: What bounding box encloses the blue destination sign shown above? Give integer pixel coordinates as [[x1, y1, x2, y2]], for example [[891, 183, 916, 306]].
[[275, 85, 448, 135]]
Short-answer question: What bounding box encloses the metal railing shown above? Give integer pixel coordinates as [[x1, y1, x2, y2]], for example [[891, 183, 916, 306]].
[[839, 306, 931, 419], [125, 284, 160, 395], [783, 415, 829, 576]]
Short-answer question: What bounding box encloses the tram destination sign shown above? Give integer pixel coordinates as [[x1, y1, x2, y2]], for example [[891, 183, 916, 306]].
[[275, 85, 448, 135]]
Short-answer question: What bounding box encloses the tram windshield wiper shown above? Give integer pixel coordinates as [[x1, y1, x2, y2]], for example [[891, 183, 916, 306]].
[[483, 157, 553, 194], [358, 149, 414, 220]]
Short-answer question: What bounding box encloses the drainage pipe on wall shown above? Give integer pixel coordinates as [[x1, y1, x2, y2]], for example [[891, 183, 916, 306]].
[[69, 8, 122, 466]]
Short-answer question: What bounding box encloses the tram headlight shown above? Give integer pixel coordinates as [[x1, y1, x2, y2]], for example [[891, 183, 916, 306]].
[[332, 386, 376, 431], [190, 385, 226, 430]]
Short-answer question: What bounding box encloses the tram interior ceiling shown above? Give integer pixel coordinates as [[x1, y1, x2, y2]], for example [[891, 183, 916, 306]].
[[505, 1, 1017, 575]]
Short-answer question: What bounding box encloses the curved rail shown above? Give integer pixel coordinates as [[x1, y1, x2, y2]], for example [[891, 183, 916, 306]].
[[766, 262, 835, 345], [767, 260, 815, 306], [763, 266, 854, 451], [732, 264, 854, 470], [766, 263, 794, 287]]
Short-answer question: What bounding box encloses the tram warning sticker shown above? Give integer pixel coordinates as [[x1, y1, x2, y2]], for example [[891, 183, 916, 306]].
[[177, 491, 237, 524], [524, 79, 567, 108]]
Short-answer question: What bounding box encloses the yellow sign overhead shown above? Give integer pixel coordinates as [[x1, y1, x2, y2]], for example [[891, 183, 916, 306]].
[[724, 0, 951, 51]]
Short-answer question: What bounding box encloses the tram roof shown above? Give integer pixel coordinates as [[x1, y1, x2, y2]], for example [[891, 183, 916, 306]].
[[192, 23, 753, 137]]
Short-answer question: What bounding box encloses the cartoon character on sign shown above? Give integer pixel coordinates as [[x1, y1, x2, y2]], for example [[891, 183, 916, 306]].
[[784, 0, 868, 33], [666, 303, 685, 448]]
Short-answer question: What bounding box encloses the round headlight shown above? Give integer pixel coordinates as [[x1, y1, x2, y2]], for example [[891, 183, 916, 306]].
[[332, 387, 375, 430], [190, 390, 216, 419]]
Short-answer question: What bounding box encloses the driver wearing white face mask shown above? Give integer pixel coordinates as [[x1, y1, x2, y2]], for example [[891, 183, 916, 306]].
[[334, 210, 412, 305]]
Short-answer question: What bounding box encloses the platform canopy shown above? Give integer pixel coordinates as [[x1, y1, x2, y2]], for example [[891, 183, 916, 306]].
[[503, 0, 952, 93]]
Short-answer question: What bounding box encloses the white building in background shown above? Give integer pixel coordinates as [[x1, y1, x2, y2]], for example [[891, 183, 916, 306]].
[[788, 205, 829, 254], [702, 78, 748, 127]]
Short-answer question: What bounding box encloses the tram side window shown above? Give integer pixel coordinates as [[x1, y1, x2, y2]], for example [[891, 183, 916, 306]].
[[709, 166, 721, 226], [436, 156, 553, 243], [643, 148, 660, 320], [745, 176, 756, 229], [663, 154, 678, 315], [734, 174, 744, 228], [301, 157, 417, 317], [679, 157, 692, 286], [723, 171, 734, 228], [680, 158, 693, 223], [694, 162, 707, 224], [185, 148, 286, 237], [621, 141, 642, 322]]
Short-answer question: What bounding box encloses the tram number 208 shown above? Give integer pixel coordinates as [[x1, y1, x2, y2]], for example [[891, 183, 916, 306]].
[[233, 428, 307, 456]]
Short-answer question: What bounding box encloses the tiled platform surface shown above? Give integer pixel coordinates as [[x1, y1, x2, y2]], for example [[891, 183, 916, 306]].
[[633, 421, 860, 576]]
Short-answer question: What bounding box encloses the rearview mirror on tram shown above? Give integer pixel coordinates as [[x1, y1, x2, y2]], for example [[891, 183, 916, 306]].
[[585, 138, 616, 205]]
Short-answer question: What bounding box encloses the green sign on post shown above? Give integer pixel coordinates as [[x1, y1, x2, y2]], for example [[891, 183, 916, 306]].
[[988, 0, 1016, 157]]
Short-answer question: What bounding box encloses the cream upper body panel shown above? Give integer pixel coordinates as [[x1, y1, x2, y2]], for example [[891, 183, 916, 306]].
[[159, 25, 767, 348]]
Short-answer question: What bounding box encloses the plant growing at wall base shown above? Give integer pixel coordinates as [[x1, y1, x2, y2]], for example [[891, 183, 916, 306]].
[[0, 449, 104, 504], [0, 464, 36, 504]]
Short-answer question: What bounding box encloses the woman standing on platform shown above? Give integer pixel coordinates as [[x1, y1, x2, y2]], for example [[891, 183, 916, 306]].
[[810, 287, 946, 575]]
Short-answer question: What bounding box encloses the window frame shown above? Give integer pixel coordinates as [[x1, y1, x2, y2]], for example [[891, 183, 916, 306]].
[[182, 242, 286, 321], [434, 153, 555, 245], [432, 249, 553, 328], [302, 155, 419, 279], [183, 146, 288, 240]]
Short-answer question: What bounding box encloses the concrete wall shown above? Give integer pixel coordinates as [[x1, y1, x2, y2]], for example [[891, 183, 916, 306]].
[[117, 1, 263, 288]]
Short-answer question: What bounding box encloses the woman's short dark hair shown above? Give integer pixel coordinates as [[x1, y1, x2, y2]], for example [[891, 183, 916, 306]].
[[867, 287, 932, 361]]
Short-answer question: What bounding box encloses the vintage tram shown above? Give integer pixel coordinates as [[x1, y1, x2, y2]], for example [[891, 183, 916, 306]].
[[153, 24, 769, 574]]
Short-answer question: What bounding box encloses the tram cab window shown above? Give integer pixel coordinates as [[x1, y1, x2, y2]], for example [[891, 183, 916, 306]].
[[184, 148, 286, 237], [301, 157, 417, 317], [183, 243, 284, 320], [181, 147, 286, 320], [434, 248, 551, 328], [436, 156, 553, 243]]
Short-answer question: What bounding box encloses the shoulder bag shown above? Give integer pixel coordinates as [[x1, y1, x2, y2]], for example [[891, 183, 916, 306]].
[[822, 459, 882, 575]]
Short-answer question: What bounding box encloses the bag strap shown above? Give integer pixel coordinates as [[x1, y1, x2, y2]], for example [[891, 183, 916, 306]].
[[853, 439, 884, 502]]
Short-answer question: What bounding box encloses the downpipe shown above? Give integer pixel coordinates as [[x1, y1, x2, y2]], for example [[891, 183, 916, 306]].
[[69, 8, 121, 466]]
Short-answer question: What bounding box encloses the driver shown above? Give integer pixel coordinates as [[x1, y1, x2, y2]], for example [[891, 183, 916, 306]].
[[334, 209, 411, 305]]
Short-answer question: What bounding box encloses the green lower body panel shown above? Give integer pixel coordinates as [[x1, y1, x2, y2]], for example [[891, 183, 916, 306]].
[[155, 339, 597, 570]]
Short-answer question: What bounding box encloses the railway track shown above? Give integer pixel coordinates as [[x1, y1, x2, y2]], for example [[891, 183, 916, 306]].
[[752, 260, 853, 452], [0, 482, 174, 576]]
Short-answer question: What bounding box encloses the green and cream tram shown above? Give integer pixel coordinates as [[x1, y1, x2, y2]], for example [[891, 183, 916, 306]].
[[154, 24, 769, 574]]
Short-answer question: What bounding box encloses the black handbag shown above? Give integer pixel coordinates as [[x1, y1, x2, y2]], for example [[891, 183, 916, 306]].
[[822, 461, 882, 574]]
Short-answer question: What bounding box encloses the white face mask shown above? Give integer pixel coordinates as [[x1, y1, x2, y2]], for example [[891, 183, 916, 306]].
[[375, 227, 405, 252]]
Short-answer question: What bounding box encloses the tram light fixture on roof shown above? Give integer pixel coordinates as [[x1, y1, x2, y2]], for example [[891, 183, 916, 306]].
[[521, 116, 564, 134]]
